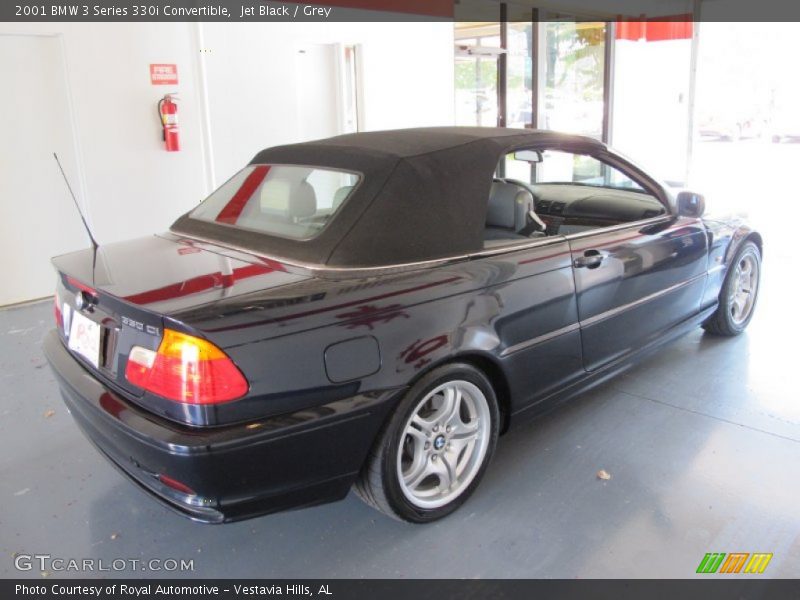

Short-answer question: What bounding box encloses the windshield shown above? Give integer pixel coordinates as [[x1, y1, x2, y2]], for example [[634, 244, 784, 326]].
[[189, 165, 361, 240]]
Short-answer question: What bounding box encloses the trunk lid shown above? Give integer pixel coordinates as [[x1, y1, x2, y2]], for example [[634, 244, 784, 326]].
[[52, 233, 308, 400]]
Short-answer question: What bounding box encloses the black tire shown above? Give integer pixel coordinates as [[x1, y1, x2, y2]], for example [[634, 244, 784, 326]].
[[354, 362, 500, 523], [703, 240, 761, 336]]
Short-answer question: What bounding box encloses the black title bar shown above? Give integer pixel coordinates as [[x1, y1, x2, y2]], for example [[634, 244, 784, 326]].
[[5, 579, 800, 600], [3, 0, 800, 22]]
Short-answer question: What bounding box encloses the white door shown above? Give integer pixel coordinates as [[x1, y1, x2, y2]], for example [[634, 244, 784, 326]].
[[295, 44, 341, 142], [0, 34, 90, 305], [295, 43, 361, 142]]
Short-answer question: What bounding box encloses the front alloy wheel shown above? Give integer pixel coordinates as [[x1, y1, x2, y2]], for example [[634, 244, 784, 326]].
[[355, 363, 499, 522], [729, 252, 759, 326], [703, 240, 761, 336]]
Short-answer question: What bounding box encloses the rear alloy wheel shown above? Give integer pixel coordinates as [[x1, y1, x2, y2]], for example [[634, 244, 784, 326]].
[[703, 241, 761, 336], [355, 363, 499, 522]]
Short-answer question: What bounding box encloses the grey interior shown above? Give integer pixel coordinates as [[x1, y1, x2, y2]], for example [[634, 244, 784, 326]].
[[532, 183, 666, 222], [485, 178, 668, 242], [484, 181, 538, 243]]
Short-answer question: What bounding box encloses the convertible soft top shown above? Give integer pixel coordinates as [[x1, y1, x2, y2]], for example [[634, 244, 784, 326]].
[[171, 127, 604, 268]]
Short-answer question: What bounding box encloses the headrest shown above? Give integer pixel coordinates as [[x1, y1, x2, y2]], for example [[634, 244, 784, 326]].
[[259, 179, 316, 219], [332, 185, 355, 211], [486, 181, 533, 230], [290, 181, 317, 218]]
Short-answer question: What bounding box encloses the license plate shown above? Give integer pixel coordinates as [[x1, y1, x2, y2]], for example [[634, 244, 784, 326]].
[[68, 311, 101, 368]]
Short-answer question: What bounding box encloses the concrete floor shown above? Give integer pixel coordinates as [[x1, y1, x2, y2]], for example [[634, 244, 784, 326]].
[[1, 246, 798, 579]]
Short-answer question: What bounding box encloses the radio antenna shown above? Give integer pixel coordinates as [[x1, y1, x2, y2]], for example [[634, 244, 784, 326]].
[[53, 152, 98, 250]]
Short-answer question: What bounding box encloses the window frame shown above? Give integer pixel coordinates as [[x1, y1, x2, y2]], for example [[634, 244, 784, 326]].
[[480, 143, 674, 253]]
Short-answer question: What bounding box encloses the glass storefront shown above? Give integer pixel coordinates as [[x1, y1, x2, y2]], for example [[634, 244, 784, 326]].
[[454, 18, 606, 138], [454, 23, 501, 127], [506, 22, 533, 129], [541, 22, 606, 139]]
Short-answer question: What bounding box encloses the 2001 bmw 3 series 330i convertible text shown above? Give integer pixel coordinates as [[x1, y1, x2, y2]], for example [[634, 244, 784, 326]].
[[45, 128, 762, 523]]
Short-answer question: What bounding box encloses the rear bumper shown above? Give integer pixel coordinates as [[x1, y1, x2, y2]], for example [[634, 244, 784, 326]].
[[44, 330, 398, 523]]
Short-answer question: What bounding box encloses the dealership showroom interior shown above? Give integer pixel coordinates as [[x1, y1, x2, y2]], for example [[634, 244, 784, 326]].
[[1, 0, 799, 585]]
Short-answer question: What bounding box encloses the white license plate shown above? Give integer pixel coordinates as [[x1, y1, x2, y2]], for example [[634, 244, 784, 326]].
[[68, 310, 101, 368]]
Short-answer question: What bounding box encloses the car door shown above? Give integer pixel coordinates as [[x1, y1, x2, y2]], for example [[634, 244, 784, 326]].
[[552, 149, 709, 371], [501, 145, 709, 372], [570, 215, 708, 371]]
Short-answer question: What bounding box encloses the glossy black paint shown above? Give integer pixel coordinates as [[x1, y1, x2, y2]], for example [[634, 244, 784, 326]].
[[44, 330, 397, 521], [569, 216, 709, 371], [45, 135, 763, 522]]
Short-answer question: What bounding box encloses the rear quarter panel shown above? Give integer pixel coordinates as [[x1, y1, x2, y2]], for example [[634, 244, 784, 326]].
[[174, 238, 582, 425]]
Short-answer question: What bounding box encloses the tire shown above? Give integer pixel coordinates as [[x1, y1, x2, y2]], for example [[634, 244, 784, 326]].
[[354, 362, 500, 523], [702, 241, 761, 336]]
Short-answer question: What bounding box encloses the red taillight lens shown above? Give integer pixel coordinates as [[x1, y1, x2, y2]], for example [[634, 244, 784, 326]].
[[125, 329, 248, 405], [54, 294, 63, 329], [157, 473, 196, 496], [67, 276, 96, 296]]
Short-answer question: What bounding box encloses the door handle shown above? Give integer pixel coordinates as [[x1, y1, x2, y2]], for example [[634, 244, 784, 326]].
[[573, 249, 604, 269]]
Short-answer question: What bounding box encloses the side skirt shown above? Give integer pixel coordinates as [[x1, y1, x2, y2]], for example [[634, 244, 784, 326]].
[[506, 302, 719, 428]]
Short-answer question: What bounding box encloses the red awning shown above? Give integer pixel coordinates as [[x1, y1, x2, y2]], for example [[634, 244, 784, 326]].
[[616, 16, 693, 42]]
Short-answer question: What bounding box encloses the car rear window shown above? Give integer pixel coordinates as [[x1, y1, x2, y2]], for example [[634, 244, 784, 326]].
[[189, 164, 361, 240]]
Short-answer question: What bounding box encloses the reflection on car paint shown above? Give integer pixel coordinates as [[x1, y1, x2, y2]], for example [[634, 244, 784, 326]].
[[336, 304, 410, 330], [399, 335, 450, 371]]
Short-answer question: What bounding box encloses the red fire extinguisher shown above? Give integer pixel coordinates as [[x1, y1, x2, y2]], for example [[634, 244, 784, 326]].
[[158, 94, 180, 152]]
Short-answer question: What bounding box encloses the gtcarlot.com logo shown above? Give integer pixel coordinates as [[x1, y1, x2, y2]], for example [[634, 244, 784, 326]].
[[696, 552, 773, 574], [14, 553, 194, 573]]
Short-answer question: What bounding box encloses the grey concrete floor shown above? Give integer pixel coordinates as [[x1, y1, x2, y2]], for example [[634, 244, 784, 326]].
[[1, 251, 799, 579]]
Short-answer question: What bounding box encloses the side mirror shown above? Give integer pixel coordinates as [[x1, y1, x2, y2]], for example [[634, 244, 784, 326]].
[[677, 190, 705, 217]]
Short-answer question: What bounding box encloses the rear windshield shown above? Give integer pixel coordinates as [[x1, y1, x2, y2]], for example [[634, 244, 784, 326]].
[[189, 164, 360, 240]]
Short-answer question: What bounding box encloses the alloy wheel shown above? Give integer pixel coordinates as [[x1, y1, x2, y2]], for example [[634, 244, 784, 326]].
[[730, 253, 759, 325], [396, 380, 491, 509]]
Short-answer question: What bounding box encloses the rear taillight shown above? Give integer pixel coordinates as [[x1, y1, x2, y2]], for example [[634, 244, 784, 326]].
[[54, 294, 63, 330], [125, 329, 248, 405], [67, 276, 96, 296]]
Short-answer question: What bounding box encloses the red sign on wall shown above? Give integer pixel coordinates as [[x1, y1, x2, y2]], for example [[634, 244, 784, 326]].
[[150, 64, 178, 85]]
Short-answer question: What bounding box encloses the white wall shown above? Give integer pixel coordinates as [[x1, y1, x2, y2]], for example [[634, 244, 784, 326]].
[[0, 34, 90, 304], [201, 22, 455, 182], [0, 23, 208, 249], [0, 21, 454, 262]]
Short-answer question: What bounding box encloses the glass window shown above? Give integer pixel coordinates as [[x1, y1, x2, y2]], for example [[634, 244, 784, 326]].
[[190, 165, 360, 240], [455, 22, 501, 127], [505, 150, 644, 191], [541, 22, 606, 139], [506, 22, 534, 129], [496, 148, 666, 236]]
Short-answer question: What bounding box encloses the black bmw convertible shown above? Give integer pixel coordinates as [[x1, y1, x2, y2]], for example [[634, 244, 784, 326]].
[[45, 127, 762, 523]]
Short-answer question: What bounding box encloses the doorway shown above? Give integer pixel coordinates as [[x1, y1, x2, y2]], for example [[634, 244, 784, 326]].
[[295, 43, 362, 141]]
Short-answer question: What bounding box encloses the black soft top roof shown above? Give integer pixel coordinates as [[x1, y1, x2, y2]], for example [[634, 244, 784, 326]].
[[172, 127, 605, 268]]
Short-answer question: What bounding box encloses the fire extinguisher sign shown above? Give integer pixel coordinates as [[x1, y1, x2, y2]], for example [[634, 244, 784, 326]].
[[150, 64, 178, 85]]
